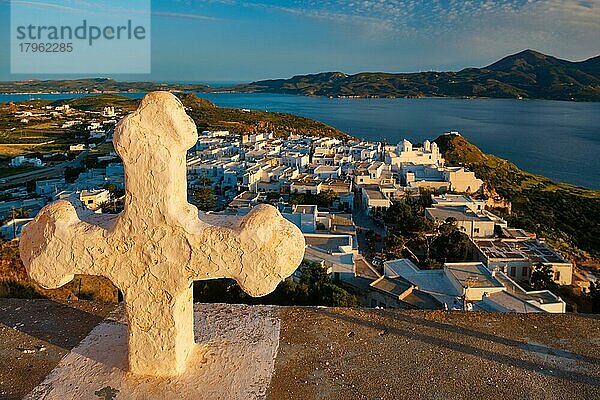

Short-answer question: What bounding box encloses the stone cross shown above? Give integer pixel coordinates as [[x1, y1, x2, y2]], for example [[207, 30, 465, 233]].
[[19, 92, 305, 377]]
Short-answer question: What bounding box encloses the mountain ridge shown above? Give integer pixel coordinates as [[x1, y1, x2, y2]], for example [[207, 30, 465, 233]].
[[1, 50, 598, 101], [227, 50, 600, 101]]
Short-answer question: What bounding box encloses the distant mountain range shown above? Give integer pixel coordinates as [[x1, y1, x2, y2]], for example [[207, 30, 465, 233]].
[[225, 50, 600, 101], [0, 50, 598, 101]]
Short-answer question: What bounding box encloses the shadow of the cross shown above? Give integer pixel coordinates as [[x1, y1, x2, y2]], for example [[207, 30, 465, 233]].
[[21, 303, 281, 399], [0, 298, 116, 399], [314, 308, 600, 389], [0, 298, 114, 352], [386, 311, 600, 366]]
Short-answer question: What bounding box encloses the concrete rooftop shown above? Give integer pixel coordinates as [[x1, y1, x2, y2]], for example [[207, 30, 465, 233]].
[[1, 299, 599, 399]]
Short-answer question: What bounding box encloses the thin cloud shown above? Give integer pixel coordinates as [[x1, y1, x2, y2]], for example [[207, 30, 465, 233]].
[[151, 11, 223, 21], [242, 1, 394, 32], [5, 1, 224, 21], [7, 0, 84, 12]]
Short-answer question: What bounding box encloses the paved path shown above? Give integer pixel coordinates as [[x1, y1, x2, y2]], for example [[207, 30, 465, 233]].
[[352, 192, 385, 256], [0, 150, 88, 188]]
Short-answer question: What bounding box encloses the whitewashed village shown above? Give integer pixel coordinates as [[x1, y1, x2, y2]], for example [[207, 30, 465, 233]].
[[0, 100, 586, 315]]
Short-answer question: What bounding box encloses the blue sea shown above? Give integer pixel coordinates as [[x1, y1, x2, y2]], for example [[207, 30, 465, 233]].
[[1, 92, 599, 190]]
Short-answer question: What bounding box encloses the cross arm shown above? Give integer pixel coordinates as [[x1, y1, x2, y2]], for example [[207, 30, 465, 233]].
[[19, 199, 117, 289], [188, 204, 305, 297]]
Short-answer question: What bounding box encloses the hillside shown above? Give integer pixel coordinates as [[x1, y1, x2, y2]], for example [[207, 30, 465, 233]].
[[0, 94, 349, 154], [434, 133, 600, 259], [228, 50, 600, 101], [177, 93, 348, 139]]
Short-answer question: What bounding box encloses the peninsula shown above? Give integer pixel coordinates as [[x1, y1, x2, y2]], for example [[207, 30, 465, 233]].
[[1, 50, 599, 102], [226, 50, 600, 101]]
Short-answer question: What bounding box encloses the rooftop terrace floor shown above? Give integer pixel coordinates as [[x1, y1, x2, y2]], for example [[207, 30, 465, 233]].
[[1, 299, 599, 399]]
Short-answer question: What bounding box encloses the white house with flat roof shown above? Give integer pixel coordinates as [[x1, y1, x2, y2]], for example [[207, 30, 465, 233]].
[[473, 238, 573, 285], [431, 194, 485, 213], [362, 188, 391, 216], [279, 204, 318, 233], [79, 189, 110, 211], [290, 175, 323, 195], [444, 262, 506, 302], [425, 206, 498, 238], [313, 165, 341, 180], [35, 178, 66, 197], [383, 259, 565, 313], [304, 233, 356, 282], [282, 152, 310, 169]]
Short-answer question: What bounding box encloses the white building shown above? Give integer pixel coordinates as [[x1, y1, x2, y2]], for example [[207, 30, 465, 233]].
[[290, 175, 323, 195], [313, 165, 341, 180], [69, 144, 85, 152], [304, 233, 357, 282], [282, 152, 310, 169], [431, 194, 485, 212], [102, 106, 116, 117], [382, 259, 565, 313], [473, 238, 573, 286], [35, 178, 66, 197], [362, 188, 391, 216], [386, 139, 444, 167], [425, 206, 499, 238], [9, 156, 44, 167], [79, 189, 110, 211], [279, 204, 318, 233]]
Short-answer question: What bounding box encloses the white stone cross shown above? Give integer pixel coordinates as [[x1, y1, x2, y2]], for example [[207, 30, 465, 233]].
[[19, 92, 305, 377]]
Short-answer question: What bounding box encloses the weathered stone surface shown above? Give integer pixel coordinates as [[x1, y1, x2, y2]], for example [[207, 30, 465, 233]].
[[24, 304, 280, 400], [3, 300, 599, 400], [0, 299, 116, 400], [268, 308, 600, 400], [18, 92, 305, 376]]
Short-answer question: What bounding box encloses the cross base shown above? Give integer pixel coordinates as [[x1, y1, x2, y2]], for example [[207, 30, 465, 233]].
[[125, 285, 195, 376], [26, 304, 281, 400]]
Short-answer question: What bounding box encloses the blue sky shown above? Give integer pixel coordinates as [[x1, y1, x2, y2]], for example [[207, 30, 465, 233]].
[[0, 0, 598, 82]]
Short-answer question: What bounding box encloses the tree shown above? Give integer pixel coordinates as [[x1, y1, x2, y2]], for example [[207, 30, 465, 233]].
[[384, 234, 408, 260], [384, 202, 433, 236], [192, 261, 359, 307], [64, 166, 84, 183], [418, 188, 434, 208], [290, 193, 317, 206], [296, 261, 359, 307], [431, 220, 472, 262], [99, 201, 120, 214], [588, 280, 600, 313], [192, 187, 217, 211], [197, 176, 213, 187], [316, 189, 337, 209], [11, 207, 30, 219], [530, 264, 558, 291]]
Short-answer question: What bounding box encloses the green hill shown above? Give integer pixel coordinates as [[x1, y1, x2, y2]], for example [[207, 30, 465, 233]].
[[228, 50, 600, 101], [434, 133, 600, 259], [177, 93, 348, 139], [12, 93, 349, 139]]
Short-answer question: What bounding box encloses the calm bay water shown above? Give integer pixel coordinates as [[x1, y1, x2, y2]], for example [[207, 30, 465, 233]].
[[2, 92, 599, 190]]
